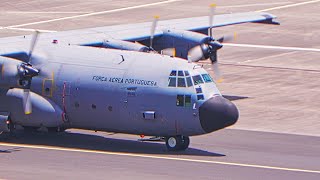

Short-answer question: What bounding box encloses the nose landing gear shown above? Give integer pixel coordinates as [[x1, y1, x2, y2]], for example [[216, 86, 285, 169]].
[[165, 135, 190, 151]]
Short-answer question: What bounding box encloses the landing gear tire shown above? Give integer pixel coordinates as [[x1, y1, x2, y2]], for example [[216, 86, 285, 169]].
[[180, 136, 190, 151], [165, 135, 190, 151]]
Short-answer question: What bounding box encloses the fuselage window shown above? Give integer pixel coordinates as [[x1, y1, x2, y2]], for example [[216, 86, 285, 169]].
[[177, 78, 186, 87], [202, 74, 213, 83], [178, 70, 184, 76], [186, 77, 193, 87], [197, 94, 204, 100], [192, 75, 204, 85], [176, 95, 192, 107], [176, 95, 184, 106], [195, 87, 202, 94], [185, 95, 192, 107], [168, 77, 176, 87], [170, 70, 177, 76], [184, 71, 190, 76]]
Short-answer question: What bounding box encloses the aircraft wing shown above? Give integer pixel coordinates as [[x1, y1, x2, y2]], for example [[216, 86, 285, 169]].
[[0, 11, 278, 48]]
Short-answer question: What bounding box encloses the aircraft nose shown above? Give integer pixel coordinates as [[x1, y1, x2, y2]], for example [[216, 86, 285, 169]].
[[199, 96, 239, 133]]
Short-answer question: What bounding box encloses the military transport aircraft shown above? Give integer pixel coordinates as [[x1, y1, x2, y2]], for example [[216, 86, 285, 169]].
[[0, 6, 279, 151]]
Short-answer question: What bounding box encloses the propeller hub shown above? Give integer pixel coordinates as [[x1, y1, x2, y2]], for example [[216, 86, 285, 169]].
[[18, 63, 40, 79]]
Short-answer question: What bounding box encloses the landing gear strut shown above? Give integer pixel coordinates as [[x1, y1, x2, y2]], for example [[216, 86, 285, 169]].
[[165, 135, 190, 151]]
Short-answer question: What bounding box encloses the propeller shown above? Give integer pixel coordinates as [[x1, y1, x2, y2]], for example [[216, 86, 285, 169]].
[[188, 4, 236, 82], [149, 15, 159, 50], [18, 30, 41, 114]]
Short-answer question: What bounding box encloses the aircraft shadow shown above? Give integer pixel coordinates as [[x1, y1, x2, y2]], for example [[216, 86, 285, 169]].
[[223, 95, 249, 101], [0, 131, 225, 157]]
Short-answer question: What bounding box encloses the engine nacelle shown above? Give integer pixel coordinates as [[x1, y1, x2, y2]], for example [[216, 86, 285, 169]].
[[103, 39, 149, 52], [163, 29, 211, 44], [0, 56, 21, 88], [6, 88, 64, 128]]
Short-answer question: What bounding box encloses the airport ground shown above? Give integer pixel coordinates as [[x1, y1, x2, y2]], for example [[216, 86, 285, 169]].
[[0, 0, 320, 179]]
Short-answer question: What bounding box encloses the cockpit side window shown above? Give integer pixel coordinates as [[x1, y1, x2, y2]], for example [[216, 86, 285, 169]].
[[186, 77, 193, 87], [201, 74, 213, 83], [176, 94, 192, 107], [176, 95, 184, 106], [168, 77, 176, 87], [192, 75, 204, 85]]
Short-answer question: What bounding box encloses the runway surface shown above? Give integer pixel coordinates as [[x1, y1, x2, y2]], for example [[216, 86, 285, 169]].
[[1, 0, 320, 179], [1, 129, 320, 179]]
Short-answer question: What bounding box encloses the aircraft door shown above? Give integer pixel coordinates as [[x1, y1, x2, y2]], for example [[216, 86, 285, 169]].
[[122, 87, 138, 120]]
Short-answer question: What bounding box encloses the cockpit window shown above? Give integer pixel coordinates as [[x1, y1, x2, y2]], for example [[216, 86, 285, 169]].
[[168, 77, 176, 87], [178, 71, 184, 76], [192, 75, 204, 85], [168, 70, 193, 87], [202, 74, 213, 83], [177, 78, 186, 87], [186, 77, 193, 87], [170, 70, 177, 76]]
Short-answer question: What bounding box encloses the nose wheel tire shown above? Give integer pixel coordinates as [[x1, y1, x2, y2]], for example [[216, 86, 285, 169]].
[[165, 135, 190, 151]]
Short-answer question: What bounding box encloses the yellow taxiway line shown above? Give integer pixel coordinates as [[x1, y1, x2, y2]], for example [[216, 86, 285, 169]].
[[0, 142, 319, 174]]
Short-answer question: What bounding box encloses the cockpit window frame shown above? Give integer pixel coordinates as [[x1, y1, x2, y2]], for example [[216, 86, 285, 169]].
[[170, 70, 177, 76], [168, 77, 177, 87], [177, 77, 186, 87], [201, 74, 213, 83], [192, 75, 204, 85]]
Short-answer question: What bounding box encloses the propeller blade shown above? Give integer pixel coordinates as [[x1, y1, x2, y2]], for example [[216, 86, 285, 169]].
[[28, 30, 40, 64], [187, 54, 192, 63], [208, 3, 216, 38], [212, 61, 223, 82], [150, 16, 159, 49], [208, 51, 223, 82], [188, 45, 204, 62], [161, 48, 176, 57], [217, 32, 237, 43], [23, 89, 32, 115]]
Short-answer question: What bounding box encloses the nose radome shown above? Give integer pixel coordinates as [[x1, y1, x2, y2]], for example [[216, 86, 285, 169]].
[[199, 96, 239, 133]]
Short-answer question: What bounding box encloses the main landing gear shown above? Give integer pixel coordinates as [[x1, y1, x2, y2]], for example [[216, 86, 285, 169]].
[[165, 135, 190, 151]]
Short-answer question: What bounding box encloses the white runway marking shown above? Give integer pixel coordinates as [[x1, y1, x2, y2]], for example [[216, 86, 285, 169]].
[[223, 43, 320, 52], [2, 27, 56, 33], [4, 11, 93, 14], [219, 2, 292, 8], [5, 0, 182, 29], [240, 51, 296, 64], [0, 142, 319, 174], [257, 0, 320, 12]]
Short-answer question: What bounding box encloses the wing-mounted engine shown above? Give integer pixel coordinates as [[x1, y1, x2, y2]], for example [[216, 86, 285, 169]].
[[162, 29, 223, 61], [6, 88, 64, 128], [103, 39, 149, 52], [82, 39, 150, 52]]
